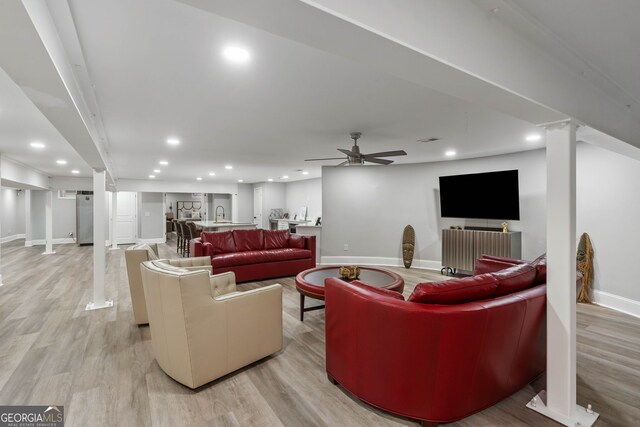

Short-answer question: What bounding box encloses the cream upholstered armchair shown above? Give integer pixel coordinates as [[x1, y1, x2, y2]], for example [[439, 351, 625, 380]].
[[140, 260, 283, 389], [124, 243, 211, 325]]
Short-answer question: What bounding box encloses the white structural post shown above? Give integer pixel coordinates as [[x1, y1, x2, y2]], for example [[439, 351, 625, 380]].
[[24, 189, 32, 247], [110, 191, 118, 250], [527, 120, 598, 426], [43, 190, 55, 254], [86, 169, 113, 311], [0, 153, 3, 286]]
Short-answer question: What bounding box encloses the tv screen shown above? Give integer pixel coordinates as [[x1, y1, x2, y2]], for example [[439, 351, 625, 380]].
[[439, 170, 520, 220]]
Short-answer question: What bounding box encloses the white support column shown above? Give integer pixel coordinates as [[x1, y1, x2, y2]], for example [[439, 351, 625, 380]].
[[0, 153, 3, 286], [201, 193, 207, 221], [110, 191, 118, 250], [43, 190, 55, 255], [86, 169, 113, 311], [24, 189, 32, 247], [527, 120, 598, 426]]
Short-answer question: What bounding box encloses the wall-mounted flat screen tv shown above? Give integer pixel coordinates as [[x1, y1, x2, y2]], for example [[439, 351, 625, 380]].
[[439, 170, 520, 220]]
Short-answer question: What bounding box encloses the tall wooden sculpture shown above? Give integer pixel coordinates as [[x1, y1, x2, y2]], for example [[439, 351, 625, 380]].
[[576, 232, 594, 303], [402, 225, 415, 269]]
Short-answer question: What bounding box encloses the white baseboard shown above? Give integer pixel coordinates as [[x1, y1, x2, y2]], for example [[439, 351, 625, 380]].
[[320, 256, 442, 271], [593, 290, 640, 319], [0, 234, 26, 244], [25, 239, 115, 247], [137, 238, 166, 244]]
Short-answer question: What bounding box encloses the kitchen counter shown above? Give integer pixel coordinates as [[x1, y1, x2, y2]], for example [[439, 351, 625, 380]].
[[192, 221, 257, 232]]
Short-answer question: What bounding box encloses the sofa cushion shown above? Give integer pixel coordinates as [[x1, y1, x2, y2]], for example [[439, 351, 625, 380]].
[[474, 258, 517, 275], [201, 231, 236, 255], [213, 248, 312, 268], [289, 234, 305, 249], [480, 254, 526, 265], [233, 229, 264, 252], [492, 263, 537, 297], [408, 273, 498, 304], [150, 260, 189, 273], [264, 230, 291, 250], [350, 280, 405, 301], [531, 253, 547, 285]]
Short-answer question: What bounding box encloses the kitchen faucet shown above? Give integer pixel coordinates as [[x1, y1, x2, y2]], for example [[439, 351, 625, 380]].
[[215, 205, 225, 221]]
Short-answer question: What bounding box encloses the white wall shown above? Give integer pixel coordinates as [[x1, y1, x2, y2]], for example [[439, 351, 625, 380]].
[[286, 178, 322, 220], [0, 188, 25, 240], [138, 192, 164, 240], [212, 194, 231, 221], [254, 182, 286, 227], [237, 183, 254, 223]]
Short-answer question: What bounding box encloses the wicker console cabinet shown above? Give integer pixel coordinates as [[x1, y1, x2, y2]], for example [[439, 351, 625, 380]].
[[441, 229, 521, 274]]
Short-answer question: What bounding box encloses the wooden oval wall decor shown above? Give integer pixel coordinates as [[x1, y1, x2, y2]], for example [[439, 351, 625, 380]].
[[402, 225, 415, 269]]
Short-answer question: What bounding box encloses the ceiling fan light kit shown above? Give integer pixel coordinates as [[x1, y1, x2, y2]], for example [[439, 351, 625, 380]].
[[305, 132, 407, 166]]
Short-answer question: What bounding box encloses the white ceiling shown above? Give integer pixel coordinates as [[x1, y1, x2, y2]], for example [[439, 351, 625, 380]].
[[0, 66, 91, 178], [2, 0, 639, 185], [63, 0, 543, 184]]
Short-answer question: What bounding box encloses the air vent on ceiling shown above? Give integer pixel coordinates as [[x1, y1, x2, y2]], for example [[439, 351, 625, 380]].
[[417, 137, 441, 143]]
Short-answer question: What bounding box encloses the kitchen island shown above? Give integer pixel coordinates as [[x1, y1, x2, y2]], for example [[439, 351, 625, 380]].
[[192, 221, 258, 232]]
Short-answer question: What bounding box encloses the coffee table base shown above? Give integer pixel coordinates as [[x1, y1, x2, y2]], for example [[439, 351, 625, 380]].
[[299, 292, 325, 321]]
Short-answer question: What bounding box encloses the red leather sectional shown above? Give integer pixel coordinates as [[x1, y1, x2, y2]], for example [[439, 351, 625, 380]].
[[325, 255, 551, 426], [190, 229, 316, 283]]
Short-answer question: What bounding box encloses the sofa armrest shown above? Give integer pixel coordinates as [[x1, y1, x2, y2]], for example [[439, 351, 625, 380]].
[[473, 258, 519, 275], [209, 271, 237, 297], [202, 242, 214, 258], [166, 256, 213, 274], [216, 284, 283, 370], [303, 235, 317, 266], [190, 237, 204, 257]]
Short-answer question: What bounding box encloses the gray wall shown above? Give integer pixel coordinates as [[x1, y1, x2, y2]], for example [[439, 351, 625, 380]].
[[254, 182, 286, 228], [139, 192, 164, 240], [31, 190, 46, 240], [52, 195, 76, 239], [212, 194, 231, 221], [322, 143, 640, 303], [237, 183, 254, 223], [286, 178, 322, 220], [0, 188, 25, 238], [166, 192, 201, 219], [15, 190, 25, 235]]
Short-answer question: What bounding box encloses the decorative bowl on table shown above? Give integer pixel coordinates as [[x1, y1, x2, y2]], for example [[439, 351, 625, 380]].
[[339, 266, 360, 280]]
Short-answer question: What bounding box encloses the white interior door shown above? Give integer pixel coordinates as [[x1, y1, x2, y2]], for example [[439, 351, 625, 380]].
[[116, 192, 137, 244], [253, 187, 263, 228]]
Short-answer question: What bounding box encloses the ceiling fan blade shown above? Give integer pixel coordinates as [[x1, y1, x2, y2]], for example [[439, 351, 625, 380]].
[[364, 157, 394, 165], [305, 157, 347, 161], [363, 150, 407, 158], [337, 148, 359, 157]]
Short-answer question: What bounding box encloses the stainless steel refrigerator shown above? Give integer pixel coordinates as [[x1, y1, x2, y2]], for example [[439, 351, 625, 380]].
[[76, 191, 94, 245]]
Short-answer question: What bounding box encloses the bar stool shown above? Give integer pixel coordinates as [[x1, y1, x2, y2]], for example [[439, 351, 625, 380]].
[[174, 219, 184, 254], [182, 222, 194, 257]]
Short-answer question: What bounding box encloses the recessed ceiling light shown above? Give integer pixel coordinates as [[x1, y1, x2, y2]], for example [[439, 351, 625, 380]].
[[222, 46, 250, 63], [167, 138, 180, 146], [280, 175, 289, 179], [30, 142, 45, 149], [445, 150, 456, 157], [153, 169, 161, 173], [302, 171, 309, 175], [196, 177, 203, 181], [209, 172, 216, 176], [71, 170, 80, 174], [56, 159, 67, 165], [525, 133, 542, 142], [159, 160, 169, 165], [238, 179, 244, 183], [149, 175, 156, 179], [225, 165, 233, 170]]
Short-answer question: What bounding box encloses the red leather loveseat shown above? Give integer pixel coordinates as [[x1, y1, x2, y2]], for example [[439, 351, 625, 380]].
[[325, 254, 552, 426], [190, 229, 315, 283]]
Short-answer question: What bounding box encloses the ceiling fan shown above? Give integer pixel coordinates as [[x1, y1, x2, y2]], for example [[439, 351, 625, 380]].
[[305, 132, 407, 166]]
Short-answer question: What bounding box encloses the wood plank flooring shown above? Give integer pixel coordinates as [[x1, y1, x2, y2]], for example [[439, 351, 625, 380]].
[[0, 239, 638, 426]]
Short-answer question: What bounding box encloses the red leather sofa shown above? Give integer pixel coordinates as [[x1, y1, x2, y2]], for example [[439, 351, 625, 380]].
[[325, 255, 552, 426], [190, 229, 315, 283]]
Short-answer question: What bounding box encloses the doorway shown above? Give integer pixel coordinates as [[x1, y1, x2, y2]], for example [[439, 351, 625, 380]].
[[253, 187, 263, 228], [115, 192, 137, 244]]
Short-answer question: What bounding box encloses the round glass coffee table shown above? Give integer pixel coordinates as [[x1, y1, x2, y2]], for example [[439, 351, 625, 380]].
[[295, 266, 404, 321]]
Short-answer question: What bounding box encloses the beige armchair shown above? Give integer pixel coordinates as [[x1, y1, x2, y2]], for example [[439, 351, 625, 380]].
[[140, 261, 283, 389], [125, 243, 211, 325]]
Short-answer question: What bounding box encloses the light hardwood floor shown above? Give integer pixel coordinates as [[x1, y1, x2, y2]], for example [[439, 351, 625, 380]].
[[0, 240, 638, 426]]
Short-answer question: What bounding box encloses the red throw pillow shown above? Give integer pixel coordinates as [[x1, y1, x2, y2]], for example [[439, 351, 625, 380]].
[[232, 229, 264, 252], [349, 280, 404, 300], [492, 263, 537, 297], [531, 253, 547, 285], [201, 231, 235, 255], [474, 258, 518, 275], [264, 230, 290, 249], [408, 273, 498, 304], [289, 234, 305, 249]]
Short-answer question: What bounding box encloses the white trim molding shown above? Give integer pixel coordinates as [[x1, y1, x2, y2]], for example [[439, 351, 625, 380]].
[[592, 290, 640, 319], [321, 256, 442, 271], [137, 238, 166, 245], [0, 234, 26, 244]]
